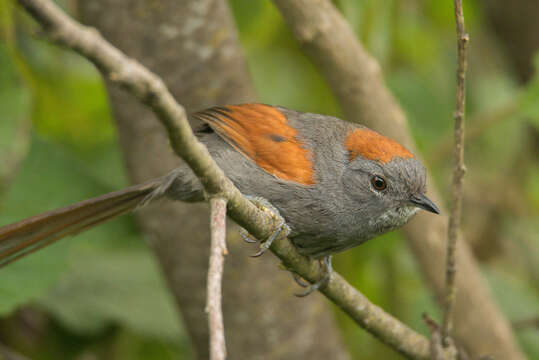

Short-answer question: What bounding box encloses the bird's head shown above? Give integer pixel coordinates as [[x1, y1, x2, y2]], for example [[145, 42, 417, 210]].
[[343, 127, 439, 234]]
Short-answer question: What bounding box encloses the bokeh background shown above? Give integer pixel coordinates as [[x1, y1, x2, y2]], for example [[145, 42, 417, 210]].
[[0, 0, 537, 359]]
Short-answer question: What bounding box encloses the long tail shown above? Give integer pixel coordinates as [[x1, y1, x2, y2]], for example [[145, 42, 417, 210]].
[[0, 180, 162, 268]]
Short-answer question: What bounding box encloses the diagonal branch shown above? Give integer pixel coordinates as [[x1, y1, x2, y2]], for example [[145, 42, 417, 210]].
[[16, 0, 431, 359]]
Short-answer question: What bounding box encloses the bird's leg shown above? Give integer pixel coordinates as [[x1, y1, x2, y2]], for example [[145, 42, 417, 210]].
[[294, 255, 333, 297], [239, 196, 291, 257]]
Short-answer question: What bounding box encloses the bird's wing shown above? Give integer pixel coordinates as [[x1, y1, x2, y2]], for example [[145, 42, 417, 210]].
[[192, 104, 315, 185]]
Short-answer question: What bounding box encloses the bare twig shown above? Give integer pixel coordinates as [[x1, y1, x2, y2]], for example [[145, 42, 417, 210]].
[[16, 0, 433, 359], [423, 314, 444, 360], [442, 0, 469, 347], [423, 314, 459, 360], [206, 197, 228, 360]]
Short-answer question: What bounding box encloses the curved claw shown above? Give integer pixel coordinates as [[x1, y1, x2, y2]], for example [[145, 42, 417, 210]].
[[250, 239, 272, 257], [294, 256, 333, 297], [292, 273, 309, 288], [250, 248, 265, 257], [295, 282, 323, 297], [240, 231, 257, 243], [249, 221, 290, 258], [242, 196, 291, 258]]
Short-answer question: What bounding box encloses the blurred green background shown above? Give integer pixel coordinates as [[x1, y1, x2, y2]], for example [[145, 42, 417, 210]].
[[0, 0, 538, 359]]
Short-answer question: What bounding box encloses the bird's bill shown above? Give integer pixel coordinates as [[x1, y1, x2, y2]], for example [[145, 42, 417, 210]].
[[409, 193, 441, 214]]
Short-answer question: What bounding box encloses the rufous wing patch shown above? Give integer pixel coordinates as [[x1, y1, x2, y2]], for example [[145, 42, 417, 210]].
[[345, 128, 414, 163], [192, 104, 315, 185]]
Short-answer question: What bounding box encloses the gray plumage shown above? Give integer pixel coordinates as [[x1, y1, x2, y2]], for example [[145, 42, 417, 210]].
[[162, 106, 430, 258], [0, 104, 439, 267]]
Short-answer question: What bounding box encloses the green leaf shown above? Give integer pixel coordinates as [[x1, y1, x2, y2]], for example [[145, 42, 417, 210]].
[[0, 136, 182, 341], [0, 136, 124, 314], [485, 268, 539, 358], [0, 43, 32, 194], [518, 51, 539, 128], [40, 246, 183, 340]]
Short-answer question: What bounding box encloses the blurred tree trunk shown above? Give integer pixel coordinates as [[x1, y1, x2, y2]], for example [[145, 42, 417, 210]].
[[76, 1, 349, 359], [484, 0, 539, 83]]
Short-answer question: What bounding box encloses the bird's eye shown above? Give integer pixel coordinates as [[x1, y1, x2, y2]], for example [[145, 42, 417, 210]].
[[371, 176, 387, 191]]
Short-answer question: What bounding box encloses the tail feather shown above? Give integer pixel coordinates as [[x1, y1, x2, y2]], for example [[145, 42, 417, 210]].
[[0, 180, 161, 268]]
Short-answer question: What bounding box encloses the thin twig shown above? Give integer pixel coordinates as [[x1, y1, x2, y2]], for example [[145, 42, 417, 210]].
[[423, 313, 459, 360], [207, 197, 228, 360], [422, 314, 444, 360], [442, 0, 469, 347], [16, 1, 433, 359]]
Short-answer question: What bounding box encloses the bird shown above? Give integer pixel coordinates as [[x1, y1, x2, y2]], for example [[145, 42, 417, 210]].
[[0, 103, 439, 295]]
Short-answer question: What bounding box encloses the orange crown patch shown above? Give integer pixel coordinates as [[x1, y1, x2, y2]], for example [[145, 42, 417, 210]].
[[345, 128, 414, 163]]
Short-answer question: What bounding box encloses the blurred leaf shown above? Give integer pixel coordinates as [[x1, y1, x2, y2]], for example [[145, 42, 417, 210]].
[[336, 0, 394, 67], [389, 70, 453, 151], [334, 0, 362, 32], [246, 46, 339, 115], [0, 136, 125, 314], [230, 0, 281, 47], [393, 5, 444, 72], [0, 135, 183, 343], [0, 44, 32, 194], [230, 0, 339, 116], [527, 165, 539, 210], [31, 69, 114, 152], [110, 329, 191, 360], [40, 247, 183, 341], [485, 268, 539, 358], [518, 53, 539, 128]]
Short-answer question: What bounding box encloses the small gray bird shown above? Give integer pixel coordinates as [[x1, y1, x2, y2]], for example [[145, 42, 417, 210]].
[[0, 104, 439, 294]]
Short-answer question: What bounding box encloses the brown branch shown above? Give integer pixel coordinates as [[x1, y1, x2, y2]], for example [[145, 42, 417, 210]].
[[442, 0, 469, 346], [16, 0, 432, 359], [206, 197, 228, 360], [271, 0, 525, 359]]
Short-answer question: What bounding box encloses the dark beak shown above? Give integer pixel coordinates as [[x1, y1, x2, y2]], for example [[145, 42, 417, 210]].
[[409, 193, 441, 214]]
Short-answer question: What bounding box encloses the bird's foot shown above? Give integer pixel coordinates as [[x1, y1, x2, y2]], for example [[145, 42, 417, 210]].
[[239, 196, 290, 257], [294, 255, 333, 297]]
